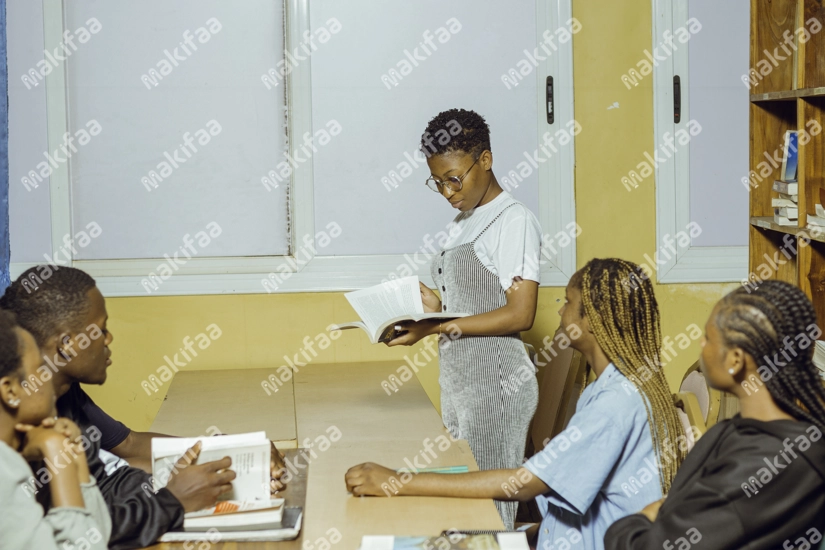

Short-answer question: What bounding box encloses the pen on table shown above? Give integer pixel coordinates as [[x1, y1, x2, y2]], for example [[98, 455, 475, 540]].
[[394, 466, 469, 474]]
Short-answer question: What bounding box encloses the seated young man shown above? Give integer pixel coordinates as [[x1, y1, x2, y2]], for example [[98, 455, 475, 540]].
[[345, 258, 687, 550], [605, 281, 825, 549], [1, 266, 285, 549]]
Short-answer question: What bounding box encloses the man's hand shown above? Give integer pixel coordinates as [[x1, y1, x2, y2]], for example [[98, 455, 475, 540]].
[[270, 441, 286, 493], [345, 462, 400, 496], [165, 442, 236, 512], [639, 498, 665, 522]]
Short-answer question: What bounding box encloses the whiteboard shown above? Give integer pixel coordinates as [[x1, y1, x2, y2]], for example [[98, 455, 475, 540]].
[[64, 0, 290, 260], [309, 0, 542, 256], [688, 0, 749, 247]]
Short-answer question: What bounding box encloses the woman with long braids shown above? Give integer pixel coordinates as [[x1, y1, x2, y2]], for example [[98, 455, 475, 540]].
[[606, 280, 825, 549], [346, 258, 686, 550]]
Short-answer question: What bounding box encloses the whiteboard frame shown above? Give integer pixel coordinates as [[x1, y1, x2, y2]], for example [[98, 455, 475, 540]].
[[13, 0, 577, 296], [652, 0, 748, 283]]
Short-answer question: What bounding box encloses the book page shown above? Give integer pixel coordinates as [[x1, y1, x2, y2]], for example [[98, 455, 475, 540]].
[[152, 432, 270, 502], [344, 276, 423, 335]]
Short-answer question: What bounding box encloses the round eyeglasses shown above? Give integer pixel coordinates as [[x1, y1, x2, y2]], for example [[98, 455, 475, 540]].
[[425, 156, 480, 193]]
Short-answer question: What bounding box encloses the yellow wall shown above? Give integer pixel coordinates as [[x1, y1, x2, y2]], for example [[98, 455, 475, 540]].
[[85, 0, 740, 430]]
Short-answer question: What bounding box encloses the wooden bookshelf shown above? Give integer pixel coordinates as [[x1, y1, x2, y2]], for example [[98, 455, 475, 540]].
[[748, 0, 825, 332]]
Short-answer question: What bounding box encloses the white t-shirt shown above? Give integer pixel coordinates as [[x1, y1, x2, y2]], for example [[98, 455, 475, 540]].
[[442, 191, 542, 291]]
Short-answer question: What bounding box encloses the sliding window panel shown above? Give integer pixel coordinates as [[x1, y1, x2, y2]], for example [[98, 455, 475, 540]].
[[7, 0, 53, 264], [309, 0, 546, 256], [64, 0, 289, 260], [687, 0, 750, 247]]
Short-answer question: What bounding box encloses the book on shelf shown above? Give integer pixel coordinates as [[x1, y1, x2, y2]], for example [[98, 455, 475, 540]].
[[360, 532, 529, 550], [331, 276, 468, 344], [777, 191, 798, 203], [807, 215, 825, 228], [160, 507, 303, 542], [151, 432, 271, 502], [781, 130, 799, 182], [774, 213, 796, 227], [772, 197, 798, 208], [773, 180, 799, 195], [774, 206, 798, 219], [183, 499, 284, 532]]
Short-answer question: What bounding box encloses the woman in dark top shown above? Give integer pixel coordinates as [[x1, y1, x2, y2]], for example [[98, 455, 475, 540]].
[[606, 280, 825, 550]]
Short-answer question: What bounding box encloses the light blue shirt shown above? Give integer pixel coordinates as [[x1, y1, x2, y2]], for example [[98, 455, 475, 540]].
[[524, 364, 663, 550]]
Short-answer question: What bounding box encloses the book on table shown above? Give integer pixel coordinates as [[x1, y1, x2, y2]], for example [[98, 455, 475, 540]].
[[331, 275, 468, 344], [160, 507, 303, 542], [183, 499, 284, 532], [152, 431, 271, 524], [360, 532, 529, 550]]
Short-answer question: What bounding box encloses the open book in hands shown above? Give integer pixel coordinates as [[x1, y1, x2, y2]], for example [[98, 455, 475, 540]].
[[331, 276, 468, 344]]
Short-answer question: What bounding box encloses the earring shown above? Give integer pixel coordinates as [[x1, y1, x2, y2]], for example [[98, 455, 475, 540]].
[[728, 369, 735, 375], [8, 398, 20, 407]]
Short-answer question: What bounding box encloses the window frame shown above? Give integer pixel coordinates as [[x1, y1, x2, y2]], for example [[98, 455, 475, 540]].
[[13, 0, 577, 296], [652, 0, 748, 283]]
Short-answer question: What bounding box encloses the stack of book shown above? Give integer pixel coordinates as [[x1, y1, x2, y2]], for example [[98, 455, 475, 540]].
[[773, 131, 798, 227], [773, 180, 798, 226]]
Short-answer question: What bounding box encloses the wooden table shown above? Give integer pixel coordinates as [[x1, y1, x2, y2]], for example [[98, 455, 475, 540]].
[[146, 362, 503, 549], [150, 368, 297, 447]]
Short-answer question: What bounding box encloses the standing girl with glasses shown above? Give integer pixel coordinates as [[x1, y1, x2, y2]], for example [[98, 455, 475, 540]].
[[386, 108, 542, 528]]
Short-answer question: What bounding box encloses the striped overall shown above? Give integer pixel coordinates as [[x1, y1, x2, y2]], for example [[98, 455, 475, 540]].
[[431, 205, 539, 528]]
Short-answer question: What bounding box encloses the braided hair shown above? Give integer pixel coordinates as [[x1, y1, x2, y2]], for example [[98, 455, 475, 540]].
[[715, 280, 825, 432], [570, 258, 686, 495]]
